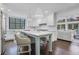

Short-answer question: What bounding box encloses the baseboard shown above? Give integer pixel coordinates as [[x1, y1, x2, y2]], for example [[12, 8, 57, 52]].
[[57, 38, 71, 42]]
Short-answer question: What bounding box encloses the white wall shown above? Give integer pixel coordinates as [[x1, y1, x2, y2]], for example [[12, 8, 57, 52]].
[[57, 7, 79, 20], [0, 5, 28, 32], [1, 7, 29, 41], [6, 11, 28, 32]]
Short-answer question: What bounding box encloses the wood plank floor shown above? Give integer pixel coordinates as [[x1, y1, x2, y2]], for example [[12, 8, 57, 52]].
[[3, 39, 79, 55]]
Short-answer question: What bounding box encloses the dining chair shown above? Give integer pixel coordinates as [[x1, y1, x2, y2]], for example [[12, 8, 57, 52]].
[[15, 32, 31, 55]]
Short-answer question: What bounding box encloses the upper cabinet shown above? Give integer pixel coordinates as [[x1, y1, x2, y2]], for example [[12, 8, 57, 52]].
[[47, 13, 54, 26]]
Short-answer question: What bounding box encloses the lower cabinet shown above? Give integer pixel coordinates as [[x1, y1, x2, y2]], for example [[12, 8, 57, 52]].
[[57, 30, 75, 41]]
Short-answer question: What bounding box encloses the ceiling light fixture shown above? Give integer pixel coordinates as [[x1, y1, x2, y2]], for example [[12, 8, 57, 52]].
[[8, 9, 11, 11], [1, 7, 4, 10]]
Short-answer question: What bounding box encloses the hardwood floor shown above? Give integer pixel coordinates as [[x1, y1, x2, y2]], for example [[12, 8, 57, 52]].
[[3, 39, 79, 55]]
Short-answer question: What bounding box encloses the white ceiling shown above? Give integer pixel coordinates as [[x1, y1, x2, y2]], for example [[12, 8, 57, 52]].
[[2, 3, 79, 16]]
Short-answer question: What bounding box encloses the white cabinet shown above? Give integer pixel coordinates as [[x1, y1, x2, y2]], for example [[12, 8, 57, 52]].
[[57, 30, 75, 41], [47, 13, 54, 25], [51, 31, 57, 41], [48, 26, 57, 42]]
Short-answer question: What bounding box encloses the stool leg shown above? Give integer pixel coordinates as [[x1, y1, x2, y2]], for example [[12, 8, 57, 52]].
[[29, 45, 31, 55], [17, 44, 31, 55], [17, 45, 21, 55], [17, 46, 19, 55]]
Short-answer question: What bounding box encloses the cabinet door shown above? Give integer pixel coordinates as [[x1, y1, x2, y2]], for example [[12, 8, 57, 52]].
[[47, 14, 54, 25]]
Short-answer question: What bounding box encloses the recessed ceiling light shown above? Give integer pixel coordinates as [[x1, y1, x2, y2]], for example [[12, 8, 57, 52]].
[[8, 9, 11, 11], [1, 8, 4, 10], [44, 10, 48, 14]]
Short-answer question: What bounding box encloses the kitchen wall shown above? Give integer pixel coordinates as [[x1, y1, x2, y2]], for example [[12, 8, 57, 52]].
[[0, 5, 28, 41], [57, 6, 79, 20], [3, 9, 28, 32]]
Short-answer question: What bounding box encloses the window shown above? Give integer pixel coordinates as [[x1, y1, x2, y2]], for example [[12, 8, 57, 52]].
[[57, 25, 60, 30], [9, 17, 25, 29], [68, 23, 79, 30], [61, 24, 65, 30], [68, 24, 73, 30], [74, 23, 78, 30]]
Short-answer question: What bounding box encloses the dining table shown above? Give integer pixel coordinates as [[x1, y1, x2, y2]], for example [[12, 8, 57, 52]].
[[21, 30, 53, 55]]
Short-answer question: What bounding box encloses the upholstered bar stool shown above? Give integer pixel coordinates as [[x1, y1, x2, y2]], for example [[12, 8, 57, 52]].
[[15, 32, 31, 55]]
